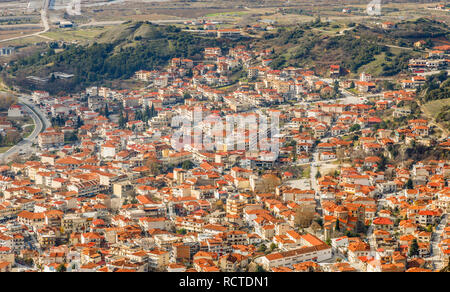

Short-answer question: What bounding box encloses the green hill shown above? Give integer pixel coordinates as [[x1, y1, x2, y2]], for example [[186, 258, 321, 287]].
[[5, 22, 240, 93], [4, 18, 449, 93], [260, 18, 448, 76]]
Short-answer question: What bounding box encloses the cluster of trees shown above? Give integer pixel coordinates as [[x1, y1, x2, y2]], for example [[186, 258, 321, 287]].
[[0, 131, 21, 146], [408, 238, 419, 258], [294, 205, 315, 228], [381, 51, 415, 76], [64, 132, 78, 143], [135, 104, 157, 124], [420, 71, 450, 103], [51, 115, 67, 127], [8, 22, 230, 92], [349, 124, 361, 132], [0, 93, 17, 111], [436, 105, 450, 129], [357, 18, 449, 48], [279, 8, 308, 16], [118, 110, 129, 129], [270, 24, 386, 74], [386, 18, 449, 42], [118, 104, 158, 129], [325, 35, 385, 72]]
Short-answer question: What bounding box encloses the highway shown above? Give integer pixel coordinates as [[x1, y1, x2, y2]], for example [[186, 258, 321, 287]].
[[0, 95, 50, 163]]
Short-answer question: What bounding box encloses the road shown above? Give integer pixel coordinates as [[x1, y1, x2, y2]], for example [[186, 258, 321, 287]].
[[384, 44, 413, 51], [318, 77, 369, 105], [429, 214, 447, 270], [418, 69, 450, 77], [0, 95, 50, 163], [0, 0, 52, 44], [290, 81, 365, 198]]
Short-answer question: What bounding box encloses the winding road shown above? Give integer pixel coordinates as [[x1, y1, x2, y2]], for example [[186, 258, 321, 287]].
[[0, 95, 50, 163]]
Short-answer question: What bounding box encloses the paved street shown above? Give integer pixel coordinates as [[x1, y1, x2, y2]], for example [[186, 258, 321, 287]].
[[0, 95, 50, 163], [429, 214, 447, 270]]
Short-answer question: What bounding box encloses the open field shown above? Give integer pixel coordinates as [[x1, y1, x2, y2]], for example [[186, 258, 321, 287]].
[[423, 98, 450, 119], [0, 35, 48, 47], [0, 28, 42, 41], [41, 28, 106, 42]]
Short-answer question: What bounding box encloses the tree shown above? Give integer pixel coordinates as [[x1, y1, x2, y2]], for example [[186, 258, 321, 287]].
[[335, 219, 340, 231], [5, 131, 21, 145], [333, 170, 340, 178], [255, 265, 266, 272], [145, 159, 162, 175], [315, 170, 321, 179], [103, 104, 110, 117], [65, 131, 78, 142], [333, 80, 340, 98], [310, 220, 322, 234], [349, 124, 361, 132], [294, 205, 315, 228], [150, 104, 156, 118], [24, 258, 34, 267], [119, 113, 126, 129], [176, 228, 187, 235], [76, 116, 84, 128], [258, 244, 267, 252], [408, 238, 419, 257], [181, 160, 194, 170], [270, 243, 277, 251], [214, 200, 224, 211], [383, 80, 395, 90], [0, 92, 17, 111], [291, 146, 297, 162], [377, 155, 388, 172], [56, 263, 66, 272], [406, 178, 414, 190]]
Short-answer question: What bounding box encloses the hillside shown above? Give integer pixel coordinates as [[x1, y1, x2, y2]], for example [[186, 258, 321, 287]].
[[354, 18, 450, 47], [261, 18, 448, 76], [4, 22, 243, 93], [4, 18, 449, 92], [418, 71, 450, 136]]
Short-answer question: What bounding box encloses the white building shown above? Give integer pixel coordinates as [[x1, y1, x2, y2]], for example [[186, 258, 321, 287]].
[[7, 105, 24, 118], [257, 234, 332, 270]]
